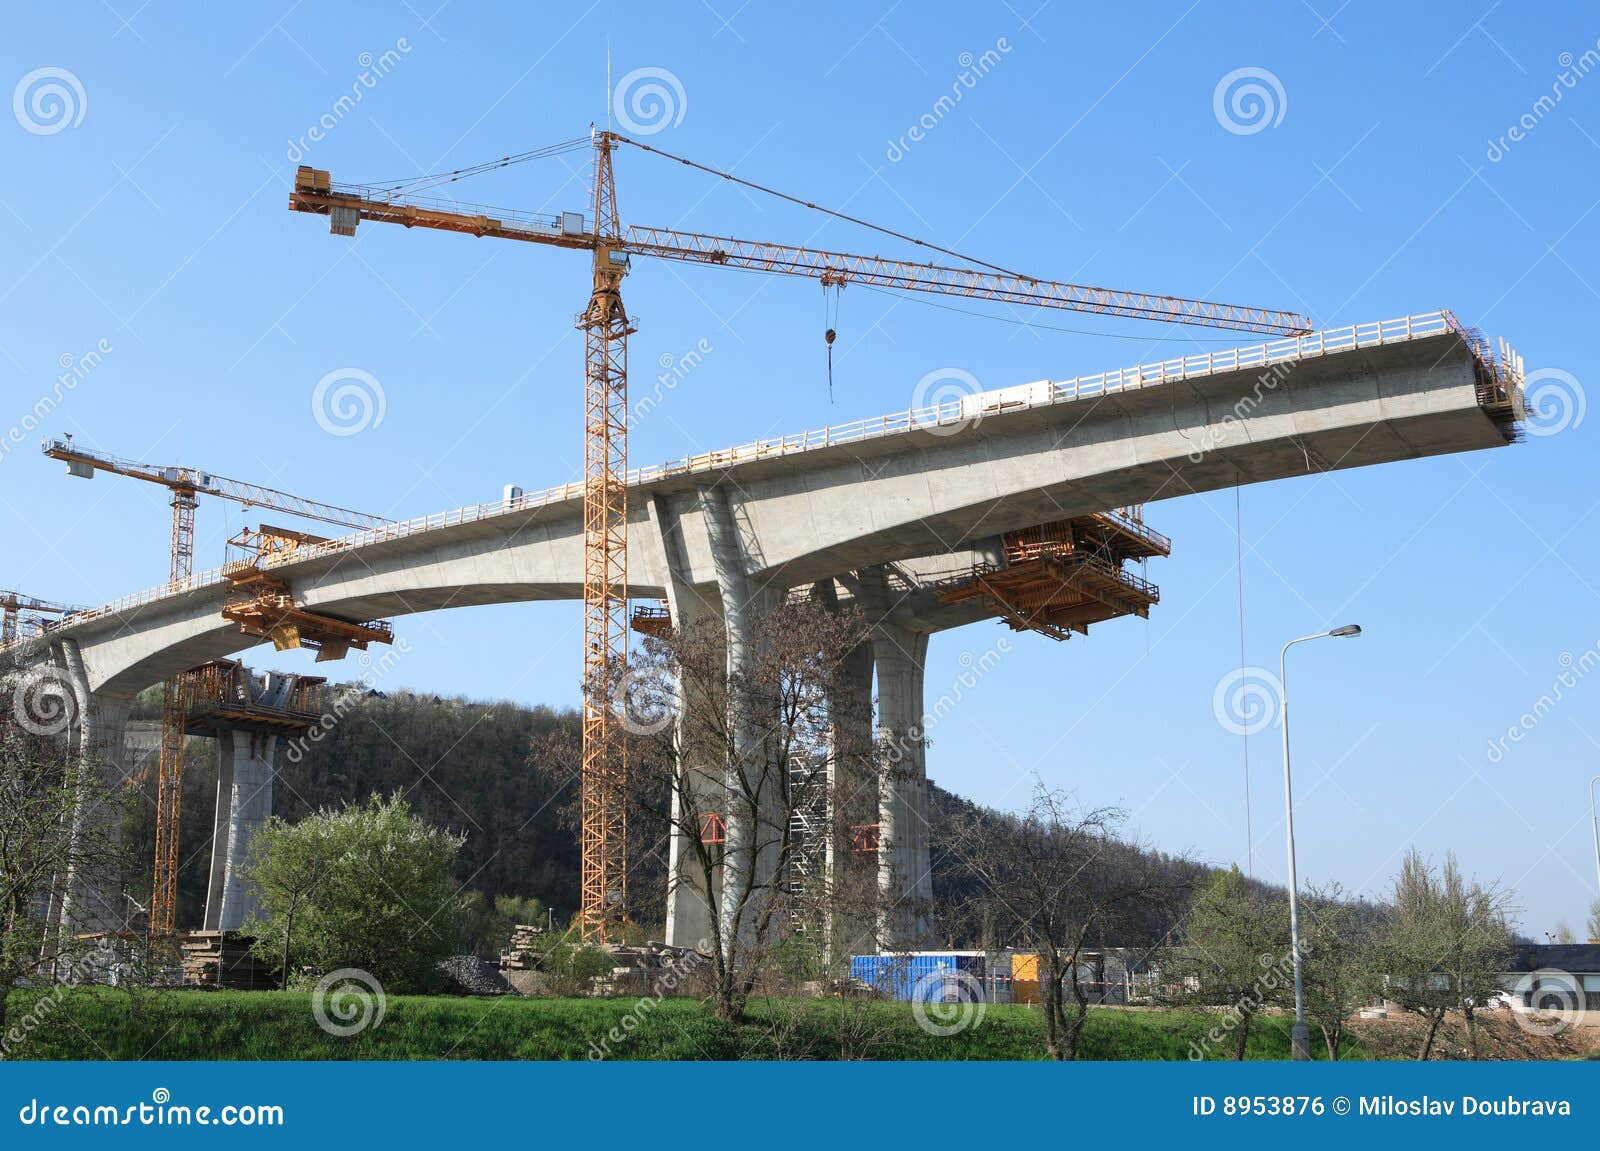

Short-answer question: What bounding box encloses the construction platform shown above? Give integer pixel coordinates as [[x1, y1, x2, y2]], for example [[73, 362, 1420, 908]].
[[934, 509, 1168, 641]]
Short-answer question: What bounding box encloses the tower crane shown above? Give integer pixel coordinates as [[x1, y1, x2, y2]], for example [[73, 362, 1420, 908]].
[[0, 590, 79, 645], [289, 129, 1312, 936], [41, 434, 393, 934]]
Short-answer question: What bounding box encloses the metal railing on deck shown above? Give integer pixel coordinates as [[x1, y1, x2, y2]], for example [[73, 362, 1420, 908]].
[[16, 310, 1500, 644]]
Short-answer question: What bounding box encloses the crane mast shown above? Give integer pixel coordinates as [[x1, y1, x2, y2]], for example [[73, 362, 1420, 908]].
[[579, 133, 632, 933], [288, 130, 1312, 936]]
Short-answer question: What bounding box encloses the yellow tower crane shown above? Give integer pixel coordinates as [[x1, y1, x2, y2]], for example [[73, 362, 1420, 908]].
[[41, 434, 393, 934], [0, 590, 80, 645], [288, 129, 1312, 937]]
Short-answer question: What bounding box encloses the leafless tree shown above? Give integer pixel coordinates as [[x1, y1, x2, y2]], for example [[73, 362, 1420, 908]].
[[957, 782, 1189, 1060], [622, 598, 874, 1021], [0, 679, 127, 1055]]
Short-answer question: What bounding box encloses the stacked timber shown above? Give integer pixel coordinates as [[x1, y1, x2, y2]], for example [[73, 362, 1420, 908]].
[[180, 931, 276, 990], [499, 924, 548, 971]]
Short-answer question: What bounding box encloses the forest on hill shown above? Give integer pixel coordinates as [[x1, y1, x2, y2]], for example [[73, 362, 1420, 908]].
[[125, 683, 1225, 941]]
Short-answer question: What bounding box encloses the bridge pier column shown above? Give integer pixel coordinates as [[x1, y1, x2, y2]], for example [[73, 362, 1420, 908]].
[[825, 631, 877, 964], [651, 495, 725, 953], [210, 730, 278, 931], [873, 620, 932, 951], [56, 644, 132, 944], [699, 487, 781, 951]]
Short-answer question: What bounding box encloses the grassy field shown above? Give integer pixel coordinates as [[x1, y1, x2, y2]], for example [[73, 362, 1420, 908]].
[[5, 988, 1590, 1061], [0, 988, 1346, 1061]]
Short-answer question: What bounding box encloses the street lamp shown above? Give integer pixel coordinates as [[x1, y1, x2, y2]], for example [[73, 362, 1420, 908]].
[[1281, 623, 1362, 1062], [1589, 773, 1600, 899]]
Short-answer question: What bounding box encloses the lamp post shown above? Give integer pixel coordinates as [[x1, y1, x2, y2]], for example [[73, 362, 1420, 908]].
[[1281, 623, 1362, 1062], [1589, 774, 1600, 898]]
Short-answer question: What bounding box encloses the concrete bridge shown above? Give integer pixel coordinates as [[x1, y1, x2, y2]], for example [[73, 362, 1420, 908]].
[[13, 311, 1523, 952]]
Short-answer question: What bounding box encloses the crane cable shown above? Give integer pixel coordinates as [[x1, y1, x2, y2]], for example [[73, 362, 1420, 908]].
[[366, 136, 591, 197], [1235, 478, 1254, 902], [611, 134, 1032, 280], [823, 281, 842, 400]]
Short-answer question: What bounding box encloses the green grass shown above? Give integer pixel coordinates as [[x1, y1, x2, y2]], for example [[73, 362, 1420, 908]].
[[2, 988, 1384, 1061]]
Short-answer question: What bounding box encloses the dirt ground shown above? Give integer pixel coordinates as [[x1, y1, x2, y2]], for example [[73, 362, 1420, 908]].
[[1347, 1008, 1598, 1060]]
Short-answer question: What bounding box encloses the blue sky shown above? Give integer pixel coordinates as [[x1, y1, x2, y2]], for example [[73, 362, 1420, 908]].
[[4, 2, 1599, 935]]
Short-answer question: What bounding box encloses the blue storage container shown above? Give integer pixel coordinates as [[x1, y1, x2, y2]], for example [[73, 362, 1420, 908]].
[[851, 952, 987, 1002]]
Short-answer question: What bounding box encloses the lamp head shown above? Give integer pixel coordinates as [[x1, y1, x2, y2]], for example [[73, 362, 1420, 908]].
[[1329, 624, 1362, 638]]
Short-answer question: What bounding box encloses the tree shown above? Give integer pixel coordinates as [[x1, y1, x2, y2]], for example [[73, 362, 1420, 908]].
[[243, 792, 466, 992], [0, 686, 126, 1057], [1377, 849, 1513, 1060], [958, 783, 1188, 1060], [1298, 882, 1378, 1060], [619, 598, 875, 1021], [1588, 898, 1600, 944], [1171, 867, 1290, 1061], [1552, 921, 1577, 945]]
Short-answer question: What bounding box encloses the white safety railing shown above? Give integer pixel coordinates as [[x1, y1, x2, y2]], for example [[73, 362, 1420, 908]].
[[18, 310, 1481, 643]]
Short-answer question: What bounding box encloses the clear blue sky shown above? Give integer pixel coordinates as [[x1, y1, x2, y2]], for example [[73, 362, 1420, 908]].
[[4, 3, 1598, 936]]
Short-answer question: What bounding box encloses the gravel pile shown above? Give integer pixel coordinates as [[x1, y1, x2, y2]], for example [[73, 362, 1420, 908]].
[[436, 955, 513, 996]]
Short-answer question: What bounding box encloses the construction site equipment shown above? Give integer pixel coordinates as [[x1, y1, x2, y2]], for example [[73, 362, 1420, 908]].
[[0, 590, 78, 645], [934, 509, 1171, 641], [175, 659, 328, 737], [628, 601, 671, 636], [288, 131, 1311, 937], [41, 435, 393, 935]]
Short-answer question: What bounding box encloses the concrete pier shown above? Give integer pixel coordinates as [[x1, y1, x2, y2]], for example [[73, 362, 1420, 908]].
[[873, 620, 932, 950]]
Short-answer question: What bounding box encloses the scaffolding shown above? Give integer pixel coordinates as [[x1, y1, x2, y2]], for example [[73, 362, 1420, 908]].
[[786, 753, 829, 938], [934, 509, 1169, 641]]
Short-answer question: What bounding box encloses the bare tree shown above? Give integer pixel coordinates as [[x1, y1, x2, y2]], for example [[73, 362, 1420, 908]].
[[1588, 898, 1600, 945], [958, 782, 1188, 1060], [623, 598, 874, 1021], [0, 683, 125, 1055]]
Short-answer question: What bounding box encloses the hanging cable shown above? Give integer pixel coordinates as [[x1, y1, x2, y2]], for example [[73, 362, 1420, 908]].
[[822, 279, 842, 400], [1235, 478, 1254, 900]]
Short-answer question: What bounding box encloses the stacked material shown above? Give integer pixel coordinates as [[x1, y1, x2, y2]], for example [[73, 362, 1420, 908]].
[[181, 932, 275, 989], [499, 924, 548, 971]]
